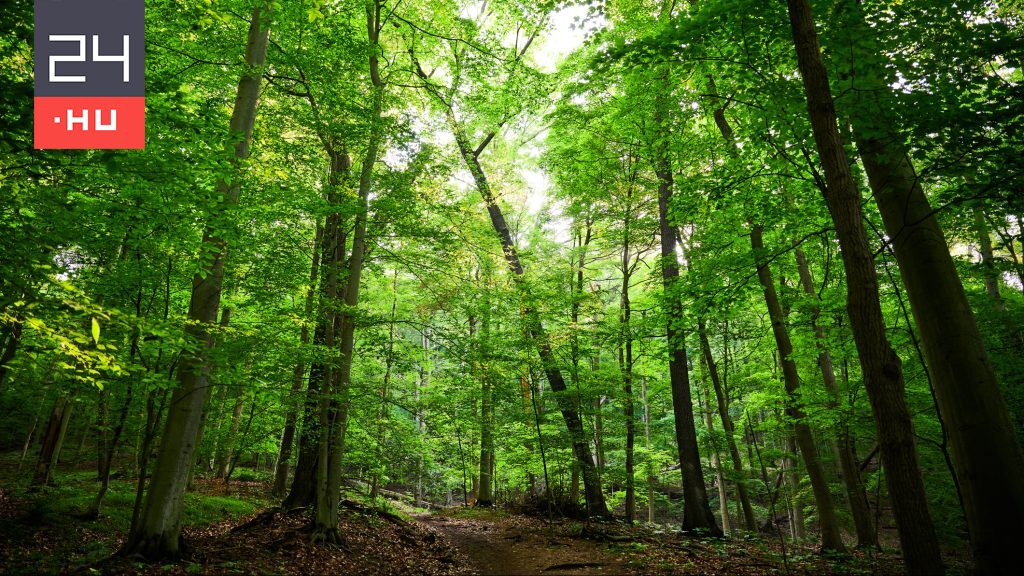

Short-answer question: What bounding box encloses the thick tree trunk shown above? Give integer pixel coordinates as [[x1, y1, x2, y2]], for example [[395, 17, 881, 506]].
[[313, 3, 384, 540], [285, 152, 348, 510], [306, 149, 348, 532], [751, 224, 845, 552], [859, 134, 1024, 575], [124, 6, 270, 559], [834, 4, 1024, 571], [32, 395, 74, 486], [784, 1, 943, 572]]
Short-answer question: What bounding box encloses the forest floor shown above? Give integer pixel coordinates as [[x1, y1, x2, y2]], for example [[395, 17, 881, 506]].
[[419, 509, 628, 575], [0, 459, 971, 575]]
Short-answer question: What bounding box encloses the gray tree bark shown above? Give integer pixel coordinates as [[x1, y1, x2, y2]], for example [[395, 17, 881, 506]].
[[124, 6, 270, 558]]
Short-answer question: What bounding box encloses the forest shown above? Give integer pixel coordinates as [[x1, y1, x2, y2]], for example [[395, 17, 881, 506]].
[[1, 0, 1023, 574]]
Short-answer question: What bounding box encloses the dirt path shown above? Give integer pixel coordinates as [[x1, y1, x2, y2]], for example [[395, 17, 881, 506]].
[[416, 513, 629, 576]]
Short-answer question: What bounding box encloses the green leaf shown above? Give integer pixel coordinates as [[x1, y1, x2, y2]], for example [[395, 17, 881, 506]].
[[91, 317, 101, 345]]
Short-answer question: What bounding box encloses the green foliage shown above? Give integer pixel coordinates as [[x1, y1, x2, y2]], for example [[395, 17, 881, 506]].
[[1, 0, 1021, 565]]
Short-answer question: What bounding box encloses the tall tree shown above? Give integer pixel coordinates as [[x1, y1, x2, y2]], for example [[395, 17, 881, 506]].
[[784, 0, 943, 571], [833, 3, 1024, 571], [125, 5, 271, 558]]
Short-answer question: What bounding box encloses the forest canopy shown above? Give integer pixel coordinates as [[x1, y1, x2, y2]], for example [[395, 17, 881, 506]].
[[1, 0, 1023, 574]]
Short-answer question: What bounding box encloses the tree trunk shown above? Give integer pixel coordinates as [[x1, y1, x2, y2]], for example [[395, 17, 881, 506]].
[[32, 394, 74, 486], [477, 274, 495, 507], [701, 366, 731, 534], [87, 370, 135, 518], [306, 148, 347, 531], [18, 412, 39, 474], [698, 320, 756, 532], [973, 206, 1007, 311], [215, 388, 245, 479], [0, 316, 21, 389], [642, 376, 655, 524], [618, 214, 637, 524], [124, 6, 270, 558], [751, 224, 845, 552], [415, 321, 430, 508], [443, 113, 608, 519], [795, 248, 877, 547], [653, 81, 720, 535], [835, 4, 1024, 571], [96, 388, 110, 479], [273, 223, 323, 497], [313, 2, 385, 541], [187, 306, 231, 488], [784, 0, 943, 571], [284, 152, 348, 510], [783, 433, 806, 541]]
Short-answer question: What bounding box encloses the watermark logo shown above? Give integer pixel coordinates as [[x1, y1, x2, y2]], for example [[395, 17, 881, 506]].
[[34, 0, 145, 149]]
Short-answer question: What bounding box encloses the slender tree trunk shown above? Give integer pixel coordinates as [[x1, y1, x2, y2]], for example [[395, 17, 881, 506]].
[[653, 80, 720, 535], [96, 388, 110, 479], [87, 373, 135, 518], [409, 33, 608, 514], [700, 365, 731, 534], [415, 321, 430, 508], [619, 230, 636, 524], [225, 397, 256, 482], [219, 391, 247, 480], [129, 384, 168, 539], [751, 224, 845, 552], [215, 387, 245, 479], [371, 271, 399, 500], [477, 269, 495, 507], [124, 6, 270, 558], [785, 1, 943, 571], [795, 248, 877, 547], [18, 413, 39, 474], [698, 321, 756, 532], [642, 376, 656, 523], [973, 206, 1006, 311], [441, 113, 608, 519], [783, 434, 806, 540], [273, 223, 323, 497]]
